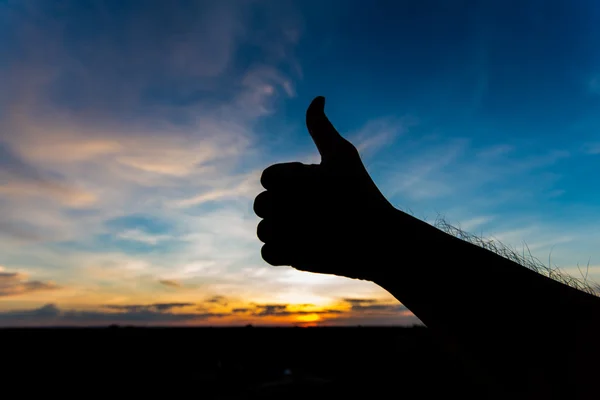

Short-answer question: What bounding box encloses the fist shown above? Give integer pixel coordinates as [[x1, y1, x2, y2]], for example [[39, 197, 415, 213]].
[[253, 96, 400, 281]]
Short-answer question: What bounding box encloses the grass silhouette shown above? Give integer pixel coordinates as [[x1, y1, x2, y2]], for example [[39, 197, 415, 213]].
[[432, 214, 600, 297]]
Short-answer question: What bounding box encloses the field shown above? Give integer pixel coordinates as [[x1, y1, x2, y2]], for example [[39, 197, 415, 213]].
[[2, 326, 491, 398]]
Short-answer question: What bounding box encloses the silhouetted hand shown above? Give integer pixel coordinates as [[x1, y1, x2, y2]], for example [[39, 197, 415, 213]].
[[253, 96, 600, 399], [253, 96, 434, 280]]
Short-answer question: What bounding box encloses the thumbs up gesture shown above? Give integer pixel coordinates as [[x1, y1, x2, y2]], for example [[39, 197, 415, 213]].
[[254, 96, 422, 281]]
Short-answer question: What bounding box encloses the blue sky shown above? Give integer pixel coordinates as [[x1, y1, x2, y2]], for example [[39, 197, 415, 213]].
[[1, 0, 600, 326]]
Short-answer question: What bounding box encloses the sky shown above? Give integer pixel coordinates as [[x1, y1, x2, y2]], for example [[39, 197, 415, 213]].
[[1, 0, 600, 327]]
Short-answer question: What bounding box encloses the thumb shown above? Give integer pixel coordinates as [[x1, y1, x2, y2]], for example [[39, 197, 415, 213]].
[[306, 96, 354, 164]]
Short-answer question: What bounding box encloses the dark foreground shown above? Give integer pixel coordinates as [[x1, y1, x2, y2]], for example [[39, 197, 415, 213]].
[[2, 326, 487, 398]]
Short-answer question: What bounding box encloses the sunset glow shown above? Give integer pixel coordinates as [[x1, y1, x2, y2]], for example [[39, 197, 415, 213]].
[[296, 314, 320, 323], [1, 1, 600, 326]]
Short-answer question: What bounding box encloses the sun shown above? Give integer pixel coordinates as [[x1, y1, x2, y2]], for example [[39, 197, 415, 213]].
[[295, 313, 320, 323]]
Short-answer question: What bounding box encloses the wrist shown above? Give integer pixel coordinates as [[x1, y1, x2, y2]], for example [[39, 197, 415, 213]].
[[366, 209, 456, 285]]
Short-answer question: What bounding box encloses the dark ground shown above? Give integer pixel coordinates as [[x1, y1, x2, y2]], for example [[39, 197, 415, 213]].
[[2, 326, 490, 398]]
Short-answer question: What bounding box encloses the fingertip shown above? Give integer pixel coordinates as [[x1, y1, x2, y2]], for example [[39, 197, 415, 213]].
[[261, 244, 288, 266], [260, 162, 312, 190], [260, 164, 280, 190], [253, 191, 271, 218], [306, 96, 325, 126], [308, 96, 325, 112]]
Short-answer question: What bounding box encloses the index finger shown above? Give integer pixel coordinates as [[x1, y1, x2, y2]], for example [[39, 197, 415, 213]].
[[260, 162, 318, 191]]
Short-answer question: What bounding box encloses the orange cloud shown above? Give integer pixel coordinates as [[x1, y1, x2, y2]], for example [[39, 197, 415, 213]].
[[0, 270, 60, 297]]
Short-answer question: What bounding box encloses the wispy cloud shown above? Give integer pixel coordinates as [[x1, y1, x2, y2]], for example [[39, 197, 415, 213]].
[[116, 229, 172, 245], [455, 216, 495, 232], [384, 138, 469, 200], [380, 136, 570, 207], [204, 295, 229, 306], [582, 142, 600, 155], [158, 280, 182, 288], [348, 116, 417, 159], [475, 144, 514, 159], [0, 143, 98, 208], [0, 268, 60, 297], [342, 298, 407, 313], [172, 170, 262, 208]]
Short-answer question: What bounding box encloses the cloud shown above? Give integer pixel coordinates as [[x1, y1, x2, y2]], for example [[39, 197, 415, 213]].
[[172, 169, 261, 207], [234, 65, 297, 118], [0, 270, 60, 297], [320, 313, 421, 327], [254, 304, 289, 316], [0, 304, 62, 319], [453, 215, 495, 232], [116, 229, 172, 245], [0, 180, 96, 207], [228, 299, 404, 320], [0, 303, 228, 327], [103, 302, 195, 312], [205, 295, 229, 306], [0, 1, 295, 113], [385, 138, 469, 200], [582, 142, 600, 155], [342, 298, 379, 305], [342, 298, 408, 313], [349, 116, 417, 159], [159, 279, 182, 288], [0, 142, 97, 208], [380, 133, 571, 210], [245, 303, 343, 317], [5, 115, 253, 196]]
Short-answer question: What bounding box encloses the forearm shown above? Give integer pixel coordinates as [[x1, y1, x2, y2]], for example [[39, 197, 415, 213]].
[[373, 211, 600, 397]]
